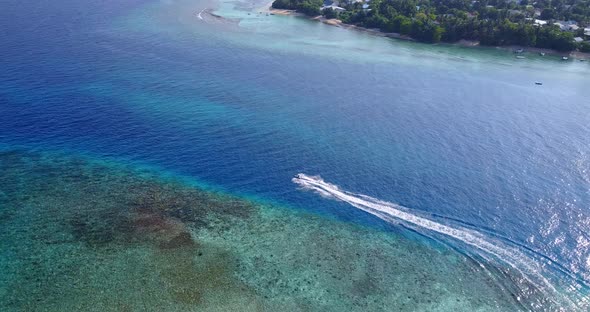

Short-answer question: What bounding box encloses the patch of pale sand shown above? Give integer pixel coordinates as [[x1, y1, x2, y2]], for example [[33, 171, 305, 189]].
[[456, 39, 480, 47], [321, 18, 342, 26], [269, 9, 301, 16]]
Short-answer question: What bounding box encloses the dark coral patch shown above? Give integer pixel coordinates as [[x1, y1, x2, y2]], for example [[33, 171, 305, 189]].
[[0, 150, 262, 310], [69, 218, 115, 247], [127, 209, 198, 250], [127, 181, 255, 227], [68, 207, 199, 251], [158, 231, 195, 250]]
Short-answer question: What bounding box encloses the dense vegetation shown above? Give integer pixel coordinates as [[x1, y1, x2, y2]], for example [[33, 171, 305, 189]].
[[272, 0, 323, 16], [272, 0, 590, 51]]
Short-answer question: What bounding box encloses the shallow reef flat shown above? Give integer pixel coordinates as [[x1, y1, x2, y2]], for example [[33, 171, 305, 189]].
[[0, 149, 529, 311]]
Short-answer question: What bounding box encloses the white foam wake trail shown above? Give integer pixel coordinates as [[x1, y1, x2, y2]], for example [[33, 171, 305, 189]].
[[197, 9, 205, 20], [292, 173, 579, 309]]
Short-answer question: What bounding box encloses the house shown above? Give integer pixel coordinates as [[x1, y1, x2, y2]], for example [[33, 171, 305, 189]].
[[574, 37, 584, 43], [585, 28, 590, 36], [553, 21, 580, 31], [323, 5, 346, 12], [553, 22, 566, 30], [534, 9, 541, 17], [534, 19, 547, 26], [362, 3, 370, 9]]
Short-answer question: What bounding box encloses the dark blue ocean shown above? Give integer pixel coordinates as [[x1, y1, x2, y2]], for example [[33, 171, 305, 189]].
[[1, 0, 590, 310]]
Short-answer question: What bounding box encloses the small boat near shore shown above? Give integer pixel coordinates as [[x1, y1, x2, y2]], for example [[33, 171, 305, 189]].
[[539, 52, 545, 56], [535, 82, 543, 85], [562, 56, 569, 60]]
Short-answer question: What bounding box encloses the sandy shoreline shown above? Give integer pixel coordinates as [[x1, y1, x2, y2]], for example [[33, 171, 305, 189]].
[[267, 8, 590, 59], [269, 9, 303, 16], [266, 9, 413, 40], [313, 16, 416, 41]]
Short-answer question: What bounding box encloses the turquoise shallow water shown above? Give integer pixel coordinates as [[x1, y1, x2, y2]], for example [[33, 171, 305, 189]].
[[0, 149, 547, 311], [1, 0, 590, 310]]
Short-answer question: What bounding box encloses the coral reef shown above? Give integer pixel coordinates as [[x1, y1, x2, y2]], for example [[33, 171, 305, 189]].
[[0, 150, 539, 311]]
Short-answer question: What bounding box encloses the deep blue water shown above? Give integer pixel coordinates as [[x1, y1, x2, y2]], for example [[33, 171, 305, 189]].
[[1, 0, 590, 308]]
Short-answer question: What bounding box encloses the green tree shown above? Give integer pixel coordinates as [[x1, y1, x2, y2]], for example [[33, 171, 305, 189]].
[[540, 8, 556, 19], [323, 7, 338, 19], [399, 16, 412, 35]]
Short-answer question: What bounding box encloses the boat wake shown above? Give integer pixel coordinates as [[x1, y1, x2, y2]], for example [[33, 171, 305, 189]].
[[194, 8, 240, 26], [292, 173, 589, 310]]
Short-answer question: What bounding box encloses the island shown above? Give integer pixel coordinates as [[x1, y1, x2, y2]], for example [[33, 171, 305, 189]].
[[271, 0, 590, 52]]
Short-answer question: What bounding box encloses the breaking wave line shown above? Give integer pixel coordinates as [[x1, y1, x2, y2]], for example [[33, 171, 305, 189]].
[[292, 173, 585, 310]]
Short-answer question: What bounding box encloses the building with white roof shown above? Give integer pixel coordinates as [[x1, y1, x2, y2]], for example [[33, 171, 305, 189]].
[[534, 19, 547, 26]]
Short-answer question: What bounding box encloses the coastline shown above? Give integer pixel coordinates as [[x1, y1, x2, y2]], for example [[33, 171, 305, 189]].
[[267, 8, 303, 16], [312, 16, 415, 41], [266, 7, 415, 41], [267, 7, 590, 60]]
